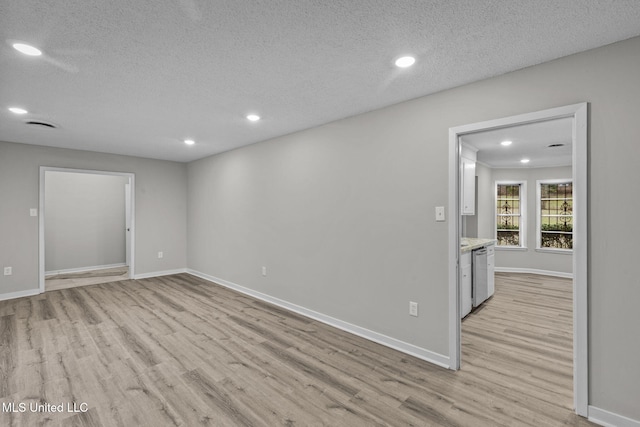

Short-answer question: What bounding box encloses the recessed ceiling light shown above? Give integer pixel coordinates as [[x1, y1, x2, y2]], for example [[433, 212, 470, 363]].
[[12, 43, 42, 56], [501, 140, 512, 146], [8, 107, 28, 114], [246, 114, 260, 122], [395, 56, 416, 68], [184, 139, 195, 145], [520, 158, 530, 164]]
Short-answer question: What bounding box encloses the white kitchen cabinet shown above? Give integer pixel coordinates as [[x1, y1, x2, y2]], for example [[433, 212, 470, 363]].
[[487, 244, 495, 298], [461, 157, 476, 215], [460, 144, 477, 216], [460, 251, 472, 318]]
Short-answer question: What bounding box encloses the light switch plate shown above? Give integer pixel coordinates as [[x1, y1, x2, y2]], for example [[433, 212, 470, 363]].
[[435, 206, 445, 222], [409, 301, 418, 317], [30, 208, 38, 217]]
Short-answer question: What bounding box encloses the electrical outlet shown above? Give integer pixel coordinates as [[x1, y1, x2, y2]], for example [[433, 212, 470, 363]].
[[158, 252, 163, 259], [4, 267, 12, 276], [262, 266, 267, 276], [409, 301, 418, 317]]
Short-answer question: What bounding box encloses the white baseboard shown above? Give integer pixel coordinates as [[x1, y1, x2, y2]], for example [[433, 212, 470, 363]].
[[495, 266, 573, 279], [589, 406, 640, 427], [46, 262, 127, 277], [134, 268, 187, 280], [187, 269, 451, 369], [0, 288, 41, 302]]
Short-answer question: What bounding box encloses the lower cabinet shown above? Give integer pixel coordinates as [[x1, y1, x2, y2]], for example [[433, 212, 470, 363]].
[[460, 252, 472, 318]]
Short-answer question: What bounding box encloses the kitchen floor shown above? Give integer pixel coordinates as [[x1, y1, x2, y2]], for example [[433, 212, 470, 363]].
[[462, 272, 576, 418]]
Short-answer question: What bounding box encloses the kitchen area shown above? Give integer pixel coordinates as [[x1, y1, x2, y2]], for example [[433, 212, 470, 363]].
[[460, 143, 496, 319], [458, 118, 575, 319]]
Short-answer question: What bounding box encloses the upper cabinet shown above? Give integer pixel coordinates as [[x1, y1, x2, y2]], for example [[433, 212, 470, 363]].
[[461, 144, 477, 216]]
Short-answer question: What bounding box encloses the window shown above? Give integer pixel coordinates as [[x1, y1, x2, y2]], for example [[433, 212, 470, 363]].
[[495, 181, 526, 248], [538, 180, 573, 250]]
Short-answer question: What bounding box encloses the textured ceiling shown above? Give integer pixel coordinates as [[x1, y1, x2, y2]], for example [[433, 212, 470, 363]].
[[461, 117, 573, 169], [1, 1, 640, 163]]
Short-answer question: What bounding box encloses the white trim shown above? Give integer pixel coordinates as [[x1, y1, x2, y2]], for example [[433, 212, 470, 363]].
[[0, 288, 40, 302], [460, 142, 478, 159], [486, 163, 573, 169], [535, 248, 573, 255], [495, 246, 528, 252], [45, 263, 126, 276], [188, 269, 451, 369], [573, 103, 589, 416], [39, 167, 136, 294], [589, 406, 640, 427], [39, 169, 45, 292], [134, 268, 187, 280], [448, 127, 461, 369], [448, 102, 588, 416], [495, 180, 527, 249], [494, 267, 573, 279]]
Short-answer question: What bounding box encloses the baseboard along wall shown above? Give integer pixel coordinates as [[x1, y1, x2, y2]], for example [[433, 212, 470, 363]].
[[186, 269, 451, 369], [494, 266, 573, 279], [589, 406, 640, 427], [0, 288, 41, 302]]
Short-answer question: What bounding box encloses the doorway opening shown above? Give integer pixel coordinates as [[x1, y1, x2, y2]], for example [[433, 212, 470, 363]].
[[448, 103, 588, 416], [39, 167, 135, 292]]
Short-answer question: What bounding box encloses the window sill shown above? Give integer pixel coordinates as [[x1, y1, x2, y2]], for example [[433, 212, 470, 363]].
[[535, 248, 573, 255], [495, 246, 528, 252]]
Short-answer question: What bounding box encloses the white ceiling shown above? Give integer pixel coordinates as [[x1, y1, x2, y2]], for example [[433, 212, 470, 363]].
[[1, 1, 640, 163], [461, 117, 573, 168]]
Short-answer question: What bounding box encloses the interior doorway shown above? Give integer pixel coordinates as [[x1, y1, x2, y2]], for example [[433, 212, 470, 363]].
[[447, 103, 588, 416], [39, 167, 135, 291]]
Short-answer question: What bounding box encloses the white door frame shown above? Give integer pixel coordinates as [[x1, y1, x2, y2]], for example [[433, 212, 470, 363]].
[[125, 182, 132, 267], [39, 167, 136, 292], [447, 103, 588, 416]]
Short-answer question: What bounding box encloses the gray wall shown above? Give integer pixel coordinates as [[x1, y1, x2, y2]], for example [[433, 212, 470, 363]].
[[475, 163, 495, 239], [188, 114, 447, 352], [0, 141, 188, 294], [188, 36, 640, 420], [475, 165, 573, 275], [45, 171, 129, 272]]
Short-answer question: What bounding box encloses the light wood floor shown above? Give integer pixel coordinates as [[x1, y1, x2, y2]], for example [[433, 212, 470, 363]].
[[45, 266, 130, 291], [0, 273, 594, 426]]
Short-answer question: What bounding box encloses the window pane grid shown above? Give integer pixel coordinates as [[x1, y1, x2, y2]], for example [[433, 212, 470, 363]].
[[539, 181, 573, 249], [496, 183, 522, 247]]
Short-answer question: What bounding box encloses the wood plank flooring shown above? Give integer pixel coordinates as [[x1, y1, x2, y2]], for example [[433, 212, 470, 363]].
[[45, 266, 130, 291], [0, 272, 595, 426]]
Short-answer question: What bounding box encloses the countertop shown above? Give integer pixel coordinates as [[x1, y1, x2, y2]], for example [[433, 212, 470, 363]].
[[461, 237, 497, 253]]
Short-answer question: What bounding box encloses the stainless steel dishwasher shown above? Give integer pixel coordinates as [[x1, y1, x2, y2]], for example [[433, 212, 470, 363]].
[[472, 248, 488, 307]]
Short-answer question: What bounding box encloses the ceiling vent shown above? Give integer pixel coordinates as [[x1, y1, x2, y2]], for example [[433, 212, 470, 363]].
[[25, 120, 57, 129], [548, 143, 565, 148]]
